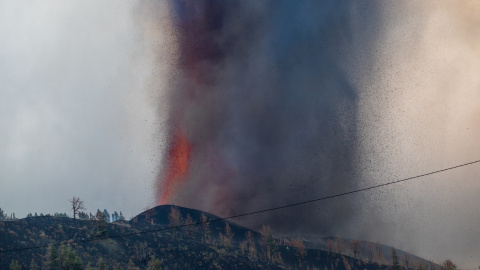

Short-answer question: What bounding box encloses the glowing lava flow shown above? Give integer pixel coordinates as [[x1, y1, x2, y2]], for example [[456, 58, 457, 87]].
[[158, 128, 192, 204]]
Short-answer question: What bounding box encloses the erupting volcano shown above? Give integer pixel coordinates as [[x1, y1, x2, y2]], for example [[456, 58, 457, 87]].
[[148, 0, 380, 234]]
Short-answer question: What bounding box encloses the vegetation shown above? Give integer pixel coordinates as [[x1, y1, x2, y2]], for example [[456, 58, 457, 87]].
[[0, 204, 458, 269], [441, 259, 457, 270], [391, 248, 400, 270]]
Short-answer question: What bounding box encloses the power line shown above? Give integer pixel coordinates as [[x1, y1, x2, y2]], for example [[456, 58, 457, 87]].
[[1, 159, 479, 254]]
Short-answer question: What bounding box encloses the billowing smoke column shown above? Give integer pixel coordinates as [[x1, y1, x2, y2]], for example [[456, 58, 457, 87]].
[[154, 0, 379, 234]]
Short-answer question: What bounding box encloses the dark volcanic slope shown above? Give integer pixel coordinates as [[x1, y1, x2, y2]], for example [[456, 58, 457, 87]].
[[132, 204, 260, 242], [0, 206, 406, 269]]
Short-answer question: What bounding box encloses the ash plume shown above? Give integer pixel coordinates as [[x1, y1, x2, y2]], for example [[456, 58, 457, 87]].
[[137, 0, 381, 235]]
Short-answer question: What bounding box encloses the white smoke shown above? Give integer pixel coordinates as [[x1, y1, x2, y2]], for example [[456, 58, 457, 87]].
[[356, 2, 480, 268]]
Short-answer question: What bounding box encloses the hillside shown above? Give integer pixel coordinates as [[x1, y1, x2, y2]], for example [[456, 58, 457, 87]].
[[0, 205, 415, 269]]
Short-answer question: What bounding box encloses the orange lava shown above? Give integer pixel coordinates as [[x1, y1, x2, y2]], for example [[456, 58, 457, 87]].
[[159, 129, 192, 204]]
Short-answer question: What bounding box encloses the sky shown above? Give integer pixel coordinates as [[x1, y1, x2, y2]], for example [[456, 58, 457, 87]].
[[0, 0, 168, 219], [0, 1, 479, 268]]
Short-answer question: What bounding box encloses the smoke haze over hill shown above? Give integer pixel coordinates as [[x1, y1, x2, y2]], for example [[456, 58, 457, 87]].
[[137, 1, 480, 268]]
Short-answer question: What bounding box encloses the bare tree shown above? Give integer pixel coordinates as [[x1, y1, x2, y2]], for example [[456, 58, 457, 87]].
[[327, 239, 335, 255], [290, 238, 307, 267], [260, 225, 275, 260], [70, 197, 85, 219], [246, 230, 254, 247], [143, 205, 157, 225], [349, 239, 361, 259], [335, 237, 345, 255], [245, 231, 257, 261], [184, 214, 196, 236], [366, 242, 374, 262], [375, 241, 383, 265], [403, 253, 411, 269], [201, 213, 210, 243]]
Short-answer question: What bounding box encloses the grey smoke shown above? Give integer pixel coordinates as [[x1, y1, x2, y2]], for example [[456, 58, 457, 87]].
[[139, 0, 382, 235]]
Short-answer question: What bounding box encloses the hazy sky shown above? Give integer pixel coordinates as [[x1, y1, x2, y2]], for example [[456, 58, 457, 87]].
[[354, 2, 480, 268], [0, 1, 479, 268], [0, 1, 166, 219]]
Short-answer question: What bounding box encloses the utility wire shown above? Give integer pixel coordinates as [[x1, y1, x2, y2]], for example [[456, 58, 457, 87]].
[[1, 159, 479, 254]]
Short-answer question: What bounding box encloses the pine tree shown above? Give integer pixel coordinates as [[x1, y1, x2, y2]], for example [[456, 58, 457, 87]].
[[184, 214, 196, 236], [113, 211, 119, 222], [30, 259, 40, 270], [97, 258, 106, 270], [60, 245, 83, 270], [46, 245, 60, 270], [128, 259, 139, 270], [103, 209, 110, 223], [0, 207, 4, 220], [391, 248, 401, 270], [260, 225, 277, 261], [119, 211, 125, 221], [223, 223, 234, 248], [147, 256, 162, 270], [78, 211, 88, 220], [9, 260, 21, 270], [96, 211, 108, 237]]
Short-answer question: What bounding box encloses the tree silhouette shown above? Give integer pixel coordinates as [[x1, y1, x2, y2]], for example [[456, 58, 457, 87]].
[[184, 214, 196, 236], [147, 256, 162, 270], [391, 248, 400, 270], [366, 242, 374, 262], [375, 241, 383, 265], [260, 225, 277, 261], [349, 239, 361, 259], [201, 213, 210, 243], [222, 223, 234, 248], [143, 207, 157, 225], [46, 245, 60, 269], [327, 239, 335, 256], [70, 197, 85, 219], [403, 253, 411, 269], [168, 206, 183, 228], [30, 259, 40, 270], [335, 237, 345, 255], [441, 259, 457, 270], [290, 237, 307, 267], [9, 260, 21, 270], [60, 245, 83, 270], [103, 209, 110, 223]]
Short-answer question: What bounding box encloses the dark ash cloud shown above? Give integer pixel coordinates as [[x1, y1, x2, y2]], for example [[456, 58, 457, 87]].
[[138, 0, 382, 235]]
